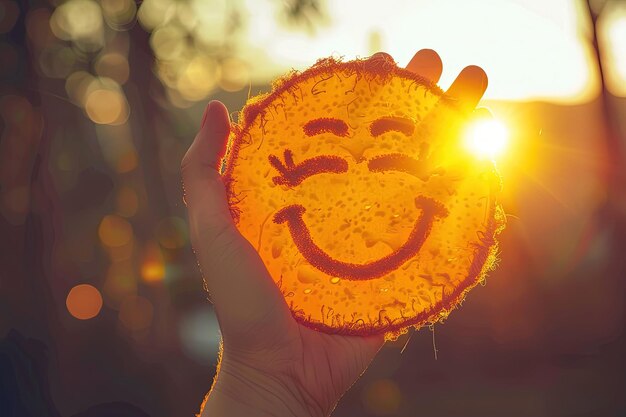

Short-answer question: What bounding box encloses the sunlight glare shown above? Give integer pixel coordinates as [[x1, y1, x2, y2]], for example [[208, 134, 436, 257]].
[[238, 0, 597, 103], [464, 118, 509, 160]]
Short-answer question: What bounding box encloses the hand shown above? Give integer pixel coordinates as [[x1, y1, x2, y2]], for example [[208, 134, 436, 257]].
[[182, 50, 488, 417]]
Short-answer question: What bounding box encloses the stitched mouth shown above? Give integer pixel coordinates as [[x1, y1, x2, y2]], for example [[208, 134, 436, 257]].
[[273, 196, 449, 281]]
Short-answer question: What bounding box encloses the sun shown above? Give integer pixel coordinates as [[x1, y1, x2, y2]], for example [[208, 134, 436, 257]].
[[463, 118, 510, 160]]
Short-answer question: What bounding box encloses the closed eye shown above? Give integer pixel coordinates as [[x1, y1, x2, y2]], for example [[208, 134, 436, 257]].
[[370, 116, 415, 137], [368, 153, 439, 181], [269, 149, 348, 187], [303, 118, 349, 137]]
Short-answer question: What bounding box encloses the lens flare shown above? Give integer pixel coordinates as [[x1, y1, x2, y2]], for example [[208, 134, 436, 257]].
[[463, 118, 509, 160]]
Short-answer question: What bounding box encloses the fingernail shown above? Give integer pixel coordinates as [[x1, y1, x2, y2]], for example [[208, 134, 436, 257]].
[[201, 101, 213, 129]]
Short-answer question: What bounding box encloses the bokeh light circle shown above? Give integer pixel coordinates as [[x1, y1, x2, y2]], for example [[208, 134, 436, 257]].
[[66, 284, 103, 320], [85, 88, 128, 125], [361, 379, 402, 416], [98, 214, 133, 247]]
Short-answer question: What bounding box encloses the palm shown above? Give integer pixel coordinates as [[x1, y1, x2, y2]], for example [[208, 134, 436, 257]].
[[293, 324, 382, 407], [182, 50, 488, 416], [199, 241, 382, 415], [242, 304, 383, 415]]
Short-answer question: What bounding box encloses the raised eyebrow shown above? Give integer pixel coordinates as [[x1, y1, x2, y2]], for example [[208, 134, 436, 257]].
[[370, 116, 415, 137], [303, 118, 349, 137]]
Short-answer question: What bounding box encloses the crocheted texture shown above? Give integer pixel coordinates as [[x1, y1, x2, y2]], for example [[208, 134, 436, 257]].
[[222, 55, 506, 340]]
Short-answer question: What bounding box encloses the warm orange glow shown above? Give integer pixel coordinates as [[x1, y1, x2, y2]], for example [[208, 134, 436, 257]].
[[138, 1, 597, 104], [463, 118, 510, 160], [98, 214, 133, 247], [141, 261, 164, 282], [224, 56, 505, 339], [140, 241, 165, 283], [236, 0, 597, 103], [85, 88, 129, 125], [66, 284, 103, 320]]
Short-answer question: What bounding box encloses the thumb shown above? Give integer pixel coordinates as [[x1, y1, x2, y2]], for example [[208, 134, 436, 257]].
[[181, 100, 239, 262], [182, 100, 230, 208], [181, 101, 290, 342]]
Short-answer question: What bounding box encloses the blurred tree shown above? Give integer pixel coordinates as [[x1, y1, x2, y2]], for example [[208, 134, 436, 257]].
[[280, 0, 328, 32]]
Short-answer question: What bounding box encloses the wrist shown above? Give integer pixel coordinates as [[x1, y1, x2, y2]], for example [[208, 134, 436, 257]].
[[202, 355, 326, 417]]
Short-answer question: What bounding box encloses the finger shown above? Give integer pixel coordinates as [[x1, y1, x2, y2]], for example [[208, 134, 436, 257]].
[[183, 101, 229, 182], [364, 52, 396, 73], [182, 101, 233, 232], [405, 49, 443, 83], [181, 101, 289, 340], [446, 65, 488, 112], [472, 107, 493, 120], [370, 51, 393, 61]]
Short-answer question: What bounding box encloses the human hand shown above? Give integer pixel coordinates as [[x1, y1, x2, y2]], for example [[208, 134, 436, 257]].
[[182, 50, 488, 417]]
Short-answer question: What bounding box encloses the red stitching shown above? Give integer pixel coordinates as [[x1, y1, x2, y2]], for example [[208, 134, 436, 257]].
[[370, 116, 415, 137], [221, 55, 503, 336], [303, 118, 349, 137], [367, 153, 439, 182], [273, 196, 448, 280], [269, 149, 348, 187]]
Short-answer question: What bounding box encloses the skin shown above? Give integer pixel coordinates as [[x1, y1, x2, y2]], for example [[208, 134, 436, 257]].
[[181, 49, 489, 417]]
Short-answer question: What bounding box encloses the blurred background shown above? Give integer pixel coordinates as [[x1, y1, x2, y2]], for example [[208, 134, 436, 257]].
[[1, 0, 625, 416]]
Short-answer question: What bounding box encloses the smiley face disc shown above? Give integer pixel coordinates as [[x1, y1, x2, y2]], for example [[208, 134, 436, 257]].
[[222, 55, 505, 339]]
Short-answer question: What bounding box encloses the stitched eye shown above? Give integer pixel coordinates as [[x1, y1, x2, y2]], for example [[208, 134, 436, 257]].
[[367, 153, 442, 182], [303, 118, 349, 137], [370, 116, 415, 137], [269, 149, 348, 187]]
